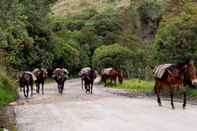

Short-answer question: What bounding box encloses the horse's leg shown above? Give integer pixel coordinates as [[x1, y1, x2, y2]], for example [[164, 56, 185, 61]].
[[61, 82, 65, 95], [26, 85, 29, 98], [104, 78, 107, 87], [36, 81, 38, 93], [31, 83, 33, 97], [23, 86, 27, 97], [154, 83, 162, 106], [183, 91, 187, 109], [81, 78, 83, 90], [42, 81, 44, 95], [57, 81, 60, 94], [170, 90, 175, 109], [60, 84, 63, 95], [91, 82, 93, 94], [87, 84, 90, 94], [38, 82, 40, 94], [114, 77, 117, 86], [85, 83, 87, 94]]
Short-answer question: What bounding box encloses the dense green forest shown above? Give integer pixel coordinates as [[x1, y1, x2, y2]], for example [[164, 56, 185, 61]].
[[1, 0, 197, 104]]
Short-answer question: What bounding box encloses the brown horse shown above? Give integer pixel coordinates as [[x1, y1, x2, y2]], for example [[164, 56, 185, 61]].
[[101, 68, 123, 86], [52, 68, 69, 95], [153, 60, 197, 109], [32, 68, 48, 95], [19, 71, 34, 98]]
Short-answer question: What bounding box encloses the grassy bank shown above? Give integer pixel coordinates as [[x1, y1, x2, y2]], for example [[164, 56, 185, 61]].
[[113, 79, 154, 93], [0, 70, 17, 107], [112, 79, 197, 99]]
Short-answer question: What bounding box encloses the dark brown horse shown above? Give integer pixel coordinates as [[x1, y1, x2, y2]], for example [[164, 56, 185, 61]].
[[154, 60, 197, 109], [83, 68, 97, 94], [32, 68, 48, 95], [52, 68, 69, 95], [19, 72, 34, 98], [79, 67, 91, 90], [101, 68, 123, 86]]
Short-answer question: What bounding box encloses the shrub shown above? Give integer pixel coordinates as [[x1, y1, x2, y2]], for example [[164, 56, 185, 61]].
[[93, 44, 133, 72], [0, 68, 17, 106]]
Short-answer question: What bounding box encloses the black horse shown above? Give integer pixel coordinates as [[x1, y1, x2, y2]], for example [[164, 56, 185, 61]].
[[83, 68, 97, 94], [79, 67, 91, 90], [53, 68, 69, 95], [32, 68, 48, 95], [19, 72, 34, 98]]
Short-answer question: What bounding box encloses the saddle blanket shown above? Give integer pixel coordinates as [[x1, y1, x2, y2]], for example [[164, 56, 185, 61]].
[[79, 67, 91, 76], [102, 68, 113, 74], [24, 71, 37, 81], [153, 64, 172, 78]]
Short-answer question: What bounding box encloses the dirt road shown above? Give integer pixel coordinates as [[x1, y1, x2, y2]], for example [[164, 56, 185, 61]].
[[14, 79, 197, 131]]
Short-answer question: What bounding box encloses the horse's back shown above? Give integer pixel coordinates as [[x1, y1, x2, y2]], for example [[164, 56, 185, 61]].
[[101, 68, 113, 75], [79, 67, 91, 76], [153, 64, 172, 79]]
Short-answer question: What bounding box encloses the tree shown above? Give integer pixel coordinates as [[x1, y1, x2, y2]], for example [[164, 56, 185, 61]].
[[154, 2, 197, 64], [93, 44, 133, 73]]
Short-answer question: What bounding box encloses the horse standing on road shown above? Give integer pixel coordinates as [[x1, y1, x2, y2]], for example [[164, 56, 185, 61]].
[[153, 60, 197, 109], [53, 68, 69, 95], [32, 68, 48, 95], [101, 68, 123, 86], [83, 68, 97, 94], [79, 67, 91, 90], [19, 71, 35, 98]]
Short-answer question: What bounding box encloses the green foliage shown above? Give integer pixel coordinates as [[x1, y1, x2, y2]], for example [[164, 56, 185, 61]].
[[53, 43, 80, 72], [0, 68, 17, 106], [154, 3, 197, 63], [87, 8, 123, 45], [114, 79, 154, 92], [52, 8, 124, 70], [137, 0, 163, 38], [93, 44, 133, 71]]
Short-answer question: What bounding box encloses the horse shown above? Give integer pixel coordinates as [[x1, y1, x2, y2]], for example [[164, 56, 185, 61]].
[[153, 60, 197, 109], [83, 68, 97, 94], [101, 68, 123, 86], [32, 68, 48, 95], [52, 68, 69, 95], [19, 71, 34, 98], [79, 67, 91, 90]]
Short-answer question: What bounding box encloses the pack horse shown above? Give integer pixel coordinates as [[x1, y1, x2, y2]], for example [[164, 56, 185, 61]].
[[153, 60, 197, 109]]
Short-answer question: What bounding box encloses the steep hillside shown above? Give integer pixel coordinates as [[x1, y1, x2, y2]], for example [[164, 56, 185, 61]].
[[52, 0, 130, 16]]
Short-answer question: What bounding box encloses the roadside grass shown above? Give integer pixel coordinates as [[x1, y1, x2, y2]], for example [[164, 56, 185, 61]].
[[0, 70, 17, 107], [112, 79, 154, 93], [112, 79, 197, 98]]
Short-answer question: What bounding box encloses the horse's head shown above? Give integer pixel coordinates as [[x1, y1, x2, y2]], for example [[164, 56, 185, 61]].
[[41, 68, 48, 78], [57, 71, 65, 81], [53, 68, 65, 82], [186, 60, 197, 85]]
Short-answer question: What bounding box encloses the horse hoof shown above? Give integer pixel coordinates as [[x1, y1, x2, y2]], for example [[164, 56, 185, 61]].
[[172, 106, 175, 109], [183, 105, 186, 110]]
